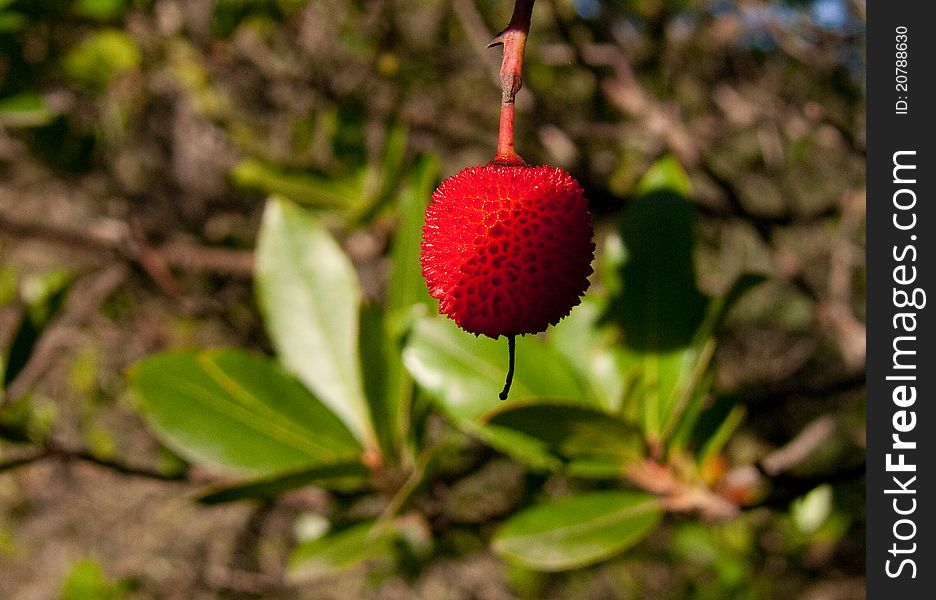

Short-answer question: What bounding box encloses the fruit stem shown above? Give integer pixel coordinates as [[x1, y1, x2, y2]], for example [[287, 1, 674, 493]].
[[499, 334, 517, 400], [489, 0, 535, 166]]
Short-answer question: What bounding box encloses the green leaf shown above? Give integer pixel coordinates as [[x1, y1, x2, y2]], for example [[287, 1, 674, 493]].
[[230, 160, 359, 208], [635, 154, 691, 197], [256, 196, 374, 445], [62, 29, 141, 90], [483, 402, 643, 476], [362, 155, 440, 461], [402, 316, 591, 422], [359, 302, 405, 461], [289, 520, 398, 581], [61, 558, 129, 600], [0, 93, 57, 128], [197, 461, 369, 504], [130, 348, 362, 475], [74, 0, 129, 21], [548, 298, 627, 412], [608, 188, 707, 352], [666, 370, 714, 457], [387, 154, 439, 328], [0, 7, 25, 33], [792, 484, 833, 535], [492, 491, 663, 571], [618, 345, 705, 444], [604, 178, 714, 443], [660, 273, 764, 449], [2, 269, 72, 390], [351, 122, 410, 224], [693, 395, 746, 464], [469, 423, 562, 471]]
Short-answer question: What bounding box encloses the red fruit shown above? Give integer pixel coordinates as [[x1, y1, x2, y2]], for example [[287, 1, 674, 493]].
[[421, 163, 594, 338]]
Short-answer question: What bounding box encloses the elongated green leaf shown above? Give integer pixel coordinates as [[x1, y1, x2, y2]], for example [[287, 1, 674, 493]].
[[360, 156, 440, 460], [603, 161, 717, 444], [694, 273, 768, 344], [61, 558, 130, 600], [609, 188, 707, 352], [468, 423, 562, 472], [231, 160, 359, 208], [2, 269, 72, 390], [667, 370, 714, 457], [359, 303, 402, 460], [289, 520, 397, 581], [634, 154, 691, 197], [0, 93, 58, 127], [660, 273, 764, 446], [130, 348, 361, 475], [493, 492, 663, 571], [694, 395, 747, 464], [387, 154, 439, 327], [618, 346, 684, 439], [402, 317, 591, 422], [483, 402, 643, 476], [62, 29, 141, 90], [197, 461, 369, 504], [549, 298, 627, 412], [351, 123, 410, 224], [493, 491, 663, 571], [256, 197, 374, 445]]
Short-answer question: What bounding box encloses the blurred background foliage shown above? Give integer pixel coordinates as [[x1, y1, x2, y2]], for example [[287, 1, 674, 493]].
[[0, 0, 864, 598]]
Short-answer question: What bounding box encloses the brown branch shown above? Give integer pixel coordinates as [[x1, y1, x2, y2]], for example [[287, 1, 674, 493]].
[[50, 445, 189, 481], [759, 416, 837, 477], [0, 210, 255, 280], [0, 442, 189, 482], [451, 0, 502, 78], [626, 459, 739, 521], [0, 451, 48, 473]]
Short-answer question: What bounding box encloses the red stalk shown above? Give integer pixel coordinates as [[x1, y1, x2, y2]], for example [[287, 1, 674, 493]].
[[489, 0, 535, 165]]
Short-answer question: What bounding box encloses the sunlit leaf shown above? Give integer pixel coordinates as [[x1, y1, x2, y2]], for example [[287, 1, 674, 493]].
[[74, 0, 128, 21], [62, 29, 141, 89], [231, 160, 360, 208], [402, 316, 591, 422], [0, 93, 57, 127], [792, 484, 833, 534], [634, 154, 692, 197], [492, 491, 663, 571], [549, 298, 627, 412], [130, 348, 361, 475], [61, 558, 129, 600], [256, 196, 374, 445], [289, 520, 398, 581]]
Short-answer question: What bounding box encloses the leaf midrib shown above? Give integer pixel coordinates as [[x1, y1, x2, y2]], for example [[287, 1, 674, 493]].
[[154, 371, 341, 461], [498, 498, 660, 546]]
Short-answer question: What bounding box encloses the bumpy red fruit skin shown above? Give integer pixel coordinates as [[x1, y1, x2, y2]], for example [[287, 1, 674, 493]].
[[421, 164, 594, 338]]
